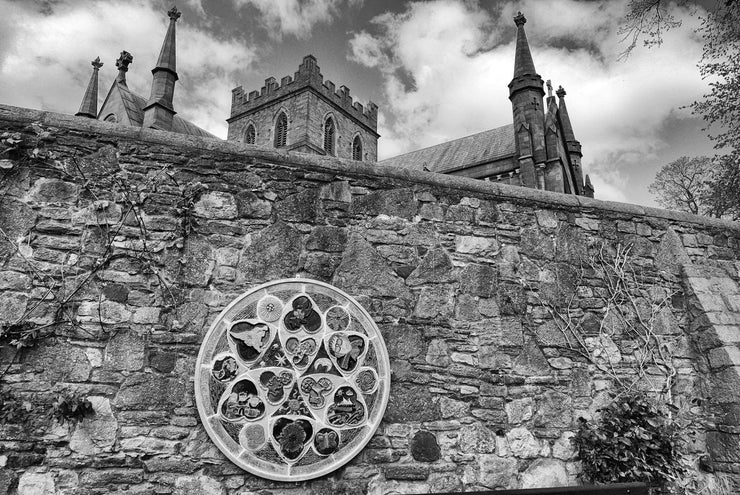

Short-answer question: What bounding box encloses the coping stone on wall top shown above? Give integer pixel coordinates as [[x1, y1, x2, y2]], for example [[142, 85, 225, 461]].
[[1, 103, 739, 234]]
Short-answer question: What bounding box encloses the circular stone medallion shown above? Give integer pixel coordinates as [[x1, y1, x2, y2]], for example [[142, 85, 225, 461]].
[[195, 279, 391, 482]]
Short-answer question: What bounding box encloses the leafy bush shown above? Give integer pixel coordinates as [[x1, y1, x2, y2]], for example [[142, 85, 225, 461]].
[[573, 392, 686, 488]]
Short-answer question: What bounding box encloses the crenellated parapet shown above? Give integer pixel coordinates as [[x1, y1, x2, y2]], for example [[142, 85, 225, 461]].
[[230, 55, 378, 132]]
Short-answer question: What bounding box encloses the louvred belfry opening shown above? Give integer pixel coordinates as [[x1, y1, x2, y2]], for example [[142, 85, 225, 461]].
[[245, 124, 255, 145], [352, 135, 362, 161], [323, 117, 335, 156], [274, 113, 287, 148]]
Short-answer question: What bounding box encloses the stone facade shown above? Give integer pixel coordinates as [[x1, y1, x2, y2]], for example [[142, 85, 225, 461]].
[[228, 56, 379, 162], [1, 104, 739, 494]]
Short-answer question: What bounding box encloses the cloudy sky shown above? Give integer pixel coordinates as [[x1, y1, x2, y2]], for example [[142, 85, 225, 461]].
[[0, 0, 722, 206]]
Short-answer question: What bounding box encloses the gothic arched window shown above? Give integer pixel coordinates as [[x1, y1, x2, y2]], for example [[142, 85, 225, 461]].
[[274, 113, 287, 148], [323, 117, 335, 156], [245, 124, 256, 144], [352, 135, 363, 161]]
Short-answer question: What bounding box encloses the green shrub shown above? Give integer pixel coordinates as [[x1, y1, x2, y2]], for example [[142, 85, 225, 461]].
[[573, 392, 686, 488]]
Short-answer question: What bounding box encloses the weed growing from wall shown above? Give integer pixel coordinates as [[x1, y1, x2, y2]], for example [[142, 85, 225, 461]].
[[48, 391, 94, 426]]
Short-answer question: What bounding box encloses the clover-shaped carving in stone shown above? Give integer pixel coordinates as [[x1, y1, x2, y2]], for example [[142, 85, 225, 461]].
[[300, 376, 333, 409], [327, 333, 366, 373], [259, 370, 293, 404], [283, 296, 321, 333], [314, 428, 339, 456], [229, 320, 271, 362], [285, 337, 318, 368], [326, 386, 365, 427], [221, 378, 265, 422], [273, 418, 313, 460]]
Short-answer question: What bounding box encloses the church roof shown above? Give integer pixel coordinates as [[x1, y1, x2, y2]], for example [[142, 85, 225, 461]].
[[112, 82, 217, 139], [378, 124, 515, 173]]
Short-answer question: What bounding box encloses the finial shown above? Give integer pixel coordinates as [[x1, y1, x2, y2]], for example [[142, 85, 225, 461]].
[[556, 85, 566, 98], [168, 6, 181, 21], [546, 80, 553, 97], [116, 51, 133, 72], [514, 11, 526, 26], [115, 50, 133, 85], [91, 57, 103, 70]]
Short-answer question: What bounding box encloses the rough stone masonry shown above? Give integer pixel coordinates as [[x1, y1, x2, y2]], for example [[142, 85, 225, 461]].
[[0, 103, 739, 494]]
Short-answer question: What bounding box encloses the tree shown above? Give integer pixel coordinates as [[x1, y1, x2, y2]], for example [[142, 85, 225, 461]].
[[648, 156, 730, 218], [691, 2, 740, 163], [623, 1, 740, 220], [704, 154, 740, 219], [617, 0, 685, 61], [620, 1, 739, 154]]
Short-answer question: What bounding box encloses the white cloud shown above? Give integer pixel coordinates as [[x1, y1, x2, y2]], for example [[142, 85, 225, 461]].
[[0, 0, 256, 138], [351, 0, 711, 204], [233, 0, 362, 39]]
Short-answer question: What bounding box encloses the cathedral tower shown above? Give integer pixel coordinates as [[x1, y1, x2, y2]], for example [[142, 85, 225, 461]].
[[228, 55, 379, 162]]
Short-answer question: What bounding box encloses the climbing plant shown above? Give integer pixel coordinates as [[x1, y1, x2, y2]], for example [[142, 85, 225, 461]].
[[0, 123, 172, 376], [526, 241, 678, 397]]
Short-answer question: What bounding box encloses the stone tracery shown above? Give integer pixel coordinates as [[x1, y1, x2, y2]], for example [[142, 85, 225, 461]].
[[195, 279, 390, 481]]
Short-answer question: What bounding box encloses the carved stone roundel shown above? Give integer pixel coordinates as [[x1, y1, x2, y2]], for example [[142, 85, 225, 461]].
[[195, 279, 391, 481]]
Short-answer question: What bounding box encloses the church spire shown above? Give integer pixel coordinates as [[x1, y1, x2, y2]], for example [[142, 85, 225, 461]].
[[143, 6, 180, 131], [557, 85, 585, 195], [508, 12, 546, 188], [76, 57, 103, 119], [556, 85, 576, 142], [512, 12, 538, 79], [508, 12, 544, 98]]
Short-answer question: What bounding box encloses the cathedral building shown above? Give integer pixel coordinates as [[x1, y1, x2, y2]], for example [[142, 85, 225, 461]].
[[379, 12, 593, 197], [76, 9, 591, 196], [76, 7, 215, 139]]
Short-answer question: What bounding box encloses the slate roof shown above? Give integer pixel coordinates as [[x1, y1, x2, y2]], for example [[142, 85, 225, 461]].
[[117, 83, 217, 139], [378, 124, 516, 173]]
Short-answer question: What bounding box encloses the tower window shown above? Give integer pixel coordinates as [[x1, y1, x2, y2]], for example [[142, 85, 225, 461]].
[[245, 124, 255, 144], [323, 117, 335, 156], [274, 113, 287, 148], [352, 135, 363, 161]]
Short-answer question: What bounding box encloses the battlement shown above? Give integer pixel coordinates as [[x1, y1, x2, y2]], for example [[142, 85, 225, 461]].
[[230, 55, 378, 131]]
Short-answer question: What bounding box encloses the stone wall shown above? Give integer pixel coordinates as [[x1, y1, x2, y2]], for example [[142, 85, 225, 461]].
[[0, 103, 739, 494]]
